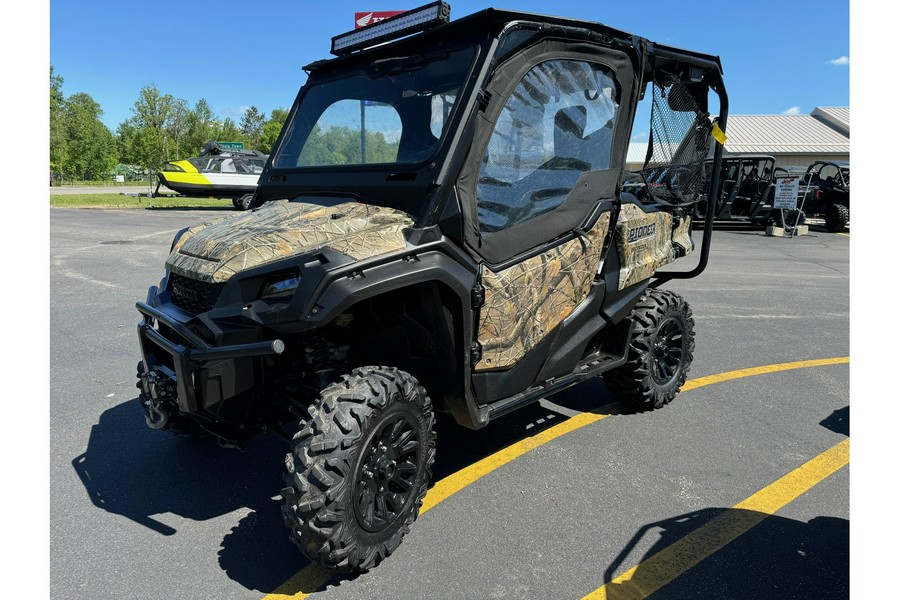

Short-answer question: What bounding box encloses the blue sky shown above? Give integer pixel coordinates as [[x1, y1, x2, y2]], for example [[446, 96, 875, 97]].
[[50, 0, 850, 132]]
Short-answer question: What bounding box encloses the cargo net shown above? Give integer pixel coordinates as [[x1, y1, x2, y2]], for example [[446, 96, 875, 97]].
[[640, 72, 712, 206]]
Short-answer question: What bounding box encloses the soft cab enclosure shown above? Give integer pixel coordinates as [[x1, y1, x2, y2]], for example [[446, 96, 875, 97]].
[[136, 2, 728, 575]]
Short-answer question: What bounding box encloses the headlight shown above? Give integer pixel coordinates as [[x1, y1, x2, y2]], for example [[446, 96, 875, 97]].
[[260, 273, 301, 299]]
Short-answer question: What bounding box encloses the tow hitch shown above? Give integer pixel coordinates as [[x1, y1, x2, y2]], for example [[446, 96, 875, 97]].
[[137, 364, 178, 430]]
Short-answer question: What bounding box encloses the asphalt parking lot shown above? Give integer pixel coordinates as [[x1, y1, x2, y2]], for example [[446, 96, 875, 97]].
[[49, 207, 849, 600]]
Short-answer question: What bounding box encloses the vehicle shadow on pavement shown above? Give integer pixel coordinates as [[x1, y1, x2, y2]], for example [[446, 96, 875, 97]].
[[820, 406, 849, 436], [72, 397, 309, 593], [71, 378, 640, 596], [599, 407, 850, 599], [432, 377, 619, 483], [264, 377, 626, 596], [598, 508, 848, 599]]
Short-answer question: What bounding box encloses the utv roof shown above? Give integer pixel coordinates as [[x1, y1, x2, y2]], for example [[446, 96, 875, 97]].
[[705, 154, 775, 165], [304, 7, 723, 74], [811, 159, 850, 168]]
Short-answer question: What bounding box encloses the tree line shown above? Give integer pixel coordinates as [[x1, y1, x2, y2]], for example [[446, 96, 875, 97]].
[[50, 65, 288, 182]]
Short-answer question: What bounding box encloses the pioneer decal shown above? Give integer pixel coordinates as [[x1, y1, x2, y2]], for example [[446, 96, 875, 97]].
[[626, 223, 657, 244]]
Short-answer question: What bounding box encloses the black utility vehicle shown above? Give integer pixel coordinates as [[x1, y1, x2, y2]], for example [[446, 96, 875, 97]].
[[695, 154, 779, 226], [135, 2, 728, 573], [695, 155, 812, 228], [798, 160, 850, 232]]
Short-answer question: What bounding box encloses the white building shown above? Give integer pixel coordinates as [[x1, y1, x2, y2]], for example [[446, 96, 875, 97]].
[[626, 106, 849, 171]]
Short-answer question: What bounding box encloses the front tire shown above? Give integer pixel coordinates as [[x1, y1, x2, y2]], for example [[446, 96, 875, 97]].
[[603, 289, 695, 409], [282, 367, 436, 572], [825, 204, 849, 232], [239, 193, 254, 211]]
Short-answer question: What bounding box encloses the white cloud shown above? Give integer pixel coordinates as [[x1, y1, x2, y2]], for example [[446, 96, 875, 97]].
[[631, 131, 649, 142], [827, 56, 849, 66], [782, 106, 801, 115]]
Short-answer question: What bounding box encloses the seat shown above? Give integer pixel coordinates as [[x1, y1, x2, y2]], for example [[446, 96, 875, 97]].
[[554, 105, 587, 163]]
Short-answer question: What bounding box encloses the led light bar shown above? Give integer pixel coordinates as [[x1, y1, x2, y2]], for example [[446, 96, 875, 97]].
[[331, 1, 451, 56]]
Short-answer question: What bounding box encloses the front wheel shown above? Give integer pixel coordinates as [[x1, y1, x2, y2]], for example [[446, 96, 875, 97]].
[[282, 367, 436, 572], [824, 204, 849, 232], [603, 289, 695, 409]]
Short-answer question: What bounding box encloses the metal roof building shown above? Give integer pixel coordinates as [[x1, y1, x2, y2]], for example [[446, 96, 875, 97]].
[[626, 106, 849, 171]]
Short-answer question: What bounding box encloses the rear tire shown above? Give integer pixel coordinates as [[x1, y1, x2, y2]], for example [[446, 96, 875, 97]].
[[282, 367, 436, 572], [603, 289, 695, 409], [825, 204, 849, 232], [239, 194, 254, 211]]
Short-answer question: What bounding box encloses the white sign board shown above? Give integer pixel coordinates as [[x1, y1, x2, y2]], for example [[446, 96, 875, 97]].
[[773, 177, 800, 210]]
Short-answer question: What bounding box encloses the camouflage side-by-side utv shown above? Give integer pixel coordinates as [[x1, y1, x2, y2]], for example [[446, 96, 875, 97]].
[[135, 2, 728, 573]]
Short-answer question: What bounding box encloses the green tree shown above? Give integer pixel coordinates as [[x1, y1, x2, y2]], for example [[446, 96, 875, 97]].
[[240, 106, 266, 150], [218, 117, 243, 144], [50, 66, 67, 179], [259, 108, 288, 154], [185, 98, 217, 155], [167, 98, 190, 160], [63, 93, 117, 180], [117, 116, 157, 172], [130, 84, 175, 170]]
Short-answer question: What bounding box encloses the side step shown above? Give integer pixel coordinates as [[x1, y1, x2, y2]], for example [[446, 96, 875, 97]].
[[484, 351, 627, 421]]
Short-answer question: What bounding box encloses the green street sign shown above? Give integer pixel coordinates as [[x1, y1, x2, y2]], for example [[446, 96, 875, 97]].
[[218, 141, 244, 150]]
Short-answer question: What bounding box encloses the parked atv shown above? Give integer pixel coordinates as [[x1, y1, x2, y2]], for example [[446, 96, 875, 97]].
[[135, 2, 728, 573], [695, 154, 779, 226], [798, 160, 850, 232]]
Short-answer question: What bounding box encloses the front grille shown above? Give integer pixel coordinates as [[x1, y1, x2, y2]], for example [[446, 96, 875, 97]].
[[169, 273, 224, 314]]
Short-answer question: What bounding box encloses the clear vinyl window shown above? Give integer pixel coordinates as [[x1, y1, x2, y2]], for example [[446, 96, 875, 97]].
[[477, 60, 620, 233]]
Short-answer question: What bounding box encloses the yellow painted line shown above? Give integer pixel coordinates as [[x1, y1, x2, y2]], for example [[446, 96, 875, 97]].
[[837, 233, 850, 237], [263, 357, 849, 599], [582, 438, 849, 599], [421, 410, 610, 513], [265, 411, 614, 599], [681, 356, 848, 392]]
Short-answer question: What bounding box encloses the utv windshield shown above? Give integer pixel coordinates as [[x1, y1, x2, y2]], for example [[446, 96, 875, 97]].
[[272, 46, 476, 169]]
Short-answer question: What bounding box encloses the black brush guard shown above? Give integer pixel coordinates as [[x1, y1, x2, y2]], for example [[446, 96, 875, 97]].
[[136, 293, 285, 415]]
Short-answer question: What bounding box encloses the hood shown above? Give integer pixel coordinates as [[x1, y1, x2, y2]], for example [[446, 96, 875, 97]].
[[166, 200, 414, 283]]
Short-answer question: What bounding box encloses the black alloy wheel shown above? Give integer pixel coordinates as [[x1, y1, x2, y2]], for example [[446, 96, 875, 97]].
[[649, 316, 686, 387], [603, 288, 695, 409], [353, 412, 421, 533], [282, 366, 435, 572]]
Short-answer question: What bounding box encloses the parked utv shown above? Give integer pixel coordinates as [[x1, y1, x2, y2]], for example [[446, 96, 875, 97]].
[[694, 155, 813, 228], [798, 160, 850, 232], [135, 2, 728, 573], [695, 154, 779, 226]]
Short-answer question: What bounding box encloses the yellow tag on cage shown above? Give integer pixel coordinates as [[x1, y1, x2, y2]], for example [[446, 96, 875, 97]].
[[712, 123, 727, 145]]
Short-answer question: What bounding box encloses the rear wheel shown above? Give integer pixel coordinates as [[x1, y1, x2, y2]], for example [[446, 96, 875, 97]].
[[825, 204, 849, 232], [239, 194, 254, 211], [282, 367, 435, 572], [603, 289, 695, 409]]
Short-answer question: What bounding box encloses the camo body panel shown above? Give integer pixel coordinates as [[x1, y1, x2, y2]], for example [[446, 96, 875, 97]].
[[672, 215, 694, 256], [475, 213, 611, 371], [166, 200, 413, 283], [616, 203, 685, 290]]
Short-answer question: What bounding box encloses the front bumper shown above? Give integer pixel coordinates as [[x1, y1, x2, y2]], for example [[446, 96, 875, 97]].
[[136, 294, 285, 416]]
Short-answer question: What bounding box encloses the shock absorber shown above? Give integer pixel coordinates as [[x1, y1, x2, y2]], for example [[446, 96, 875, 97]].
[[303, 333, 349, 389]]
